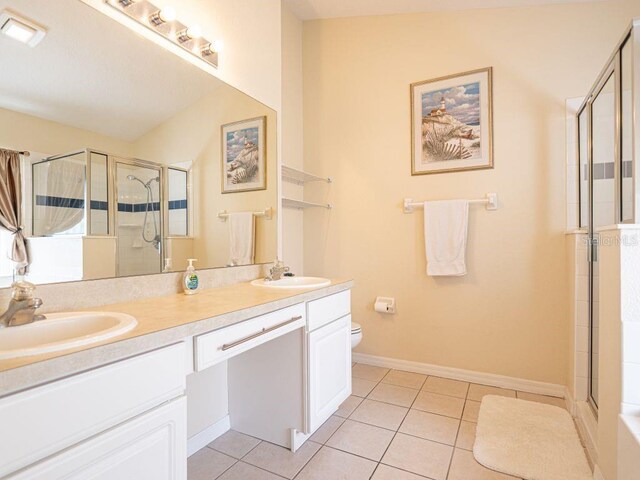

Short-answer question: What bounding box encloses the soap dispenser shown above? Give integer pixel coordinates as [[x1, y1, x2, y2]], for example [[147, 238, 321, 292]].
[[183, 259, 200, 295]]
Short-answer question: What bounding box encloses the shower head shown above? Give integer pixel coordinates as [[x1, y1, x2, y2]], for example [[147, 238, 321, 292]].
[[126, 174, 158, 188]]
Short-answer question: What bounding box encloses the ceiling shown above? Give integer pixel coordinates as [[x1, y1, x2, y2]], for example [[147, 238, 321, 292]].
[[283, 0, 607, 20], [0, 0, 219, 142]]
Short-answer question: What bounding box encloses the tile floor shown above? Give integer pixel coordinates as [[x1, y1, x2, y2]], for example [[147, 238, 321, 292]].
[[188, 363, 568, 480]]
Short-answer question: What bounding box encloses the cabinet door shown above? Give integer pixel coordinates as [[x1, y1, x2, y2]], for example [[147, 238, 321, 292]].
[[308, 315, 352, 432], [10, 397, 187, 480]]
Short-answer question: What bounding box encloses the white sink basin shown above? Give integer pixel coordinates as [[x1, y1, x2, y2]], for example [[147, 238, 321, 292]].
[[0, 312, 137, 359], [251, 276, 331, 289]]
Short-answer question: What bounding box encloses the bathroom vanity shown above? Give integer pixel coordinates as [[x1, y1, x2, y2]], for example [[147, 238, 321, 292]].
[[0, 280, 353, 479]]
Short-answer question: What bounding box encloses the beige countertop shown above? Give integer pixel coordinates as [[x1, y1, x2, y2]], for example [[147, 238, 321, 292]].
[[0, 279, 353, 397]]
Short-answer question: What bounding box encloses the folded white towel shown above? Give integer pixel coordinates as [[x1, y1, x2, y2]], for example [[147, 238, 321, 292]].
[[228, 212, 255, 266], [424, 200, 469, 276]]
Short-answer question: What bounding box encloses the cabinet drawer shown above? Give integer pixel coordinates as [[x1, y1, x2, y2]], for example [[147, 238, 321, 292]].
[[307, 290, 351, 331], [195, 304, 305, 371], [9, 397, 187, 480], [0, 343, 186, 478]]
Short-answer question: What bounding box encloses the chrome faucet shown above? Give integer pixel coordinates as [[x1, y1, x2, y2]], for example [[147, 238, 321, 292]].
[[266, 259, 290, 282], [0, 281, 45, 329]]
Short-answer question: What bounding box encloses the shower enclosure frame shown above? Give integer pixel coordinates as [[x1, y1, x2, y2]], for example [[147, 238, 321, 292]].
[[31, 149, 92, 237], [576, 18, 640, 415], [113, 156, 165, 276], [31, 147, 192, 277]]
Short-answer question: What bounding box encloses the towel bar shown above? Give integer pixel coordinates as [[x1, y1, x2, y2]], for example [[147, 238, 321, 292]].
[[403, 193, 498, 213], [218, 207, 272, 221]]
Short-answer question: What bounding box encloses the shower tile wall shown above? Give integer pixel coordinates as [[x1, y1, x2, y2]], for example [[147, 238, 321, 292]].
[[117, 174, 161, 277], [168, 170, 188, 236], [90, 153, 109, 235]]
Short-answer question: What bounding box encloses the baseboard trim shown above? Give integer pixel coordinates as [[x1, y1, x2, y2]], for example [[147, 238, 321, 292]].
[[565, 385, 576, 416], [187, 415, 231, 457], [352, 353, 565, 397], [575, 401, 598, 468]]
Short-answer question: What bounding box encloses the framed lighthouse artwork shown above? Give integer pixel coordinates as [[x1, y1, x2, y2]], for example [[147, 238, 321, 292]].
[[411, 67, 493, 175], [221, 116, 267, 193]]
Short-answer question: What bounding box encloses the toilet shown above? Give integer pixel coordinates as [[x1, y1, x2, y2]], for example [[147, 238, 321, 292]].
[[351, 322, 362, 349]]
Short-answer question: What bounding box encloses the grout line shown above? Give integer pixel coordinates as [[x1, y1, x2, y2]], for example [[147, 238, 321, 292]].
[[291, 442, 325, 480], [210, 456, 238, 480]]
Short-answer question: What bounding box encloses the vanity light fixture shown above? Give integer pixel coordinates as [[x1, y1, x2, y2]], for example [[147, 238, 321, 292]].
[[105, 0, 219, 68], [148, 6, 176, 26], [176, 25, 201, 43], [0, 10, 46, 47]]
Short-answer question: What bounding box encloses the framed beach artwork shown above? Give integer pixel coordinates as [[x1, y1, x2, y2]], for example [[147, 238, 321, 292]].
[[221, 116, 266, 193], [411, 67, 493, 175]]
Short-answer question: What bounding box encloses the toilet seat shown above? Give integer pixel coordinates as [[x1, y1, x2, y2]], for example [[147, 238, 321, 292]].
[[351, 322, 362, 334]]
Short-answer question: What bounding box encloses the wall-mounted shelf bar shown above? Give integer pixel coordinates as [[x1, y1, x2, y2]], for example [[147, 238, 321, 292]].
[[282, 165, 332, 185], [282, 198, 332, 210]]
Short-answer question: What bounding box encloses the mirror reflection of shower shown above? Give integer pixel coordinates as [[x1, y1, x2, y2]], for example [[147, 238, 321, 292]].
[[116, 163, 163, 277], [126, 174, 161, 251]]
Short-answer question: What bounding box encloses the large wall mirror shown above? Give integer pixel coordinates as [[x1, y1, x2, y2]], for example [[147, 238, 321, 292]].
[[0, 0, 277, 287]]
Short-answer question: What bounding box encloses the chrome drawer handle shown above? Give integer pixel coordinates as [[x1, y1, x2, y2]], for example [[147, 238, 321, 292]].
[[221, 315, 303, 351]]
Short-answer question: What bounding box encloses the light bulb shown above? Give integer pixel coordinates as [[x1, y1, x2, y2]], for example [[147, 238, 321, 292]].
[[159, 6, 177, 22], [212, 39, 224, 53], [186, 25, 202, 39]]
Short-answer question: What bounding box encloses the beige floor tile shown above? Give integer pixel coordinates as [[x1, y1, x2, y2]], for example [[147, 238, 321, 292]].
[[516, 391, 567, 409], [455, 421, 477, 450], [372, 464, 430, 479], [381, 370, 427, 389], [217, 461, 282, 480], [352, 377, 379, 397], [399, 409, 459, 445], [352, 363, 390, 382], [335, 395, 363, 418], [467, 384, 516, 401], [350, 399, 408, 430], [242, 440, 320, 479], [187, 448, 236, 480], [326, 419, 395, 461], [413, 391, 465, 418], [422, 376, 469, 399], [369, 383, 419, 407], [462, 400, 481, 422], [448, 448, 521, 480], [382, 433, 453, 480], [208, 430, 261, 459], [296, 446, 377, 480], [309, 415, 345, 444]]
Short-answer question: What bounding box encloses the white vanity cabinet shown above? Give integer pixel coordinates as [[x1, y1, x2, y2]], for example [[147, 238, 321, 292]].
[[0, 344, 187, 479], [9, 398, 186, 480], [306, 290, 352, 432]]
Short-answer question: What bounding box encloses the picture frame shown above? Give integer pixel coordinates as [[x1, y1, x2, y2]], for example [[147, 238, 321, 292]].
[[221, 116, 266, 193], [411, 67, 493, 175]]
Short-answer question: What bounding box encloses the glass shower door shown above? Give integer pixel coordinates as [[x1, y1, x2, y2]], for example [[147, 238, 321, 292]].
[[588, 71, 616, 411], [115, 162, 163, 277]]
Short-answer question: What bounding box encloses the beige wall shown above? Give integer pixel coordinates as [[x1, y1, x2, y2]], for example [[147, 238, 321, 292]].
[[302, 1, 640, 385], [133, 88, 278, 268], [0, 107, 133, 158], [281, 4, 305, 274]]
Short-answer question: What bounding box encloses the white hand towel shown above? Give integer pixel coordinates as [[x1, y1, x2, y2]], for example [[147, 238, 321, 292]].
[[228, 212, 255, 266], [424, 200, 469, 276]]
